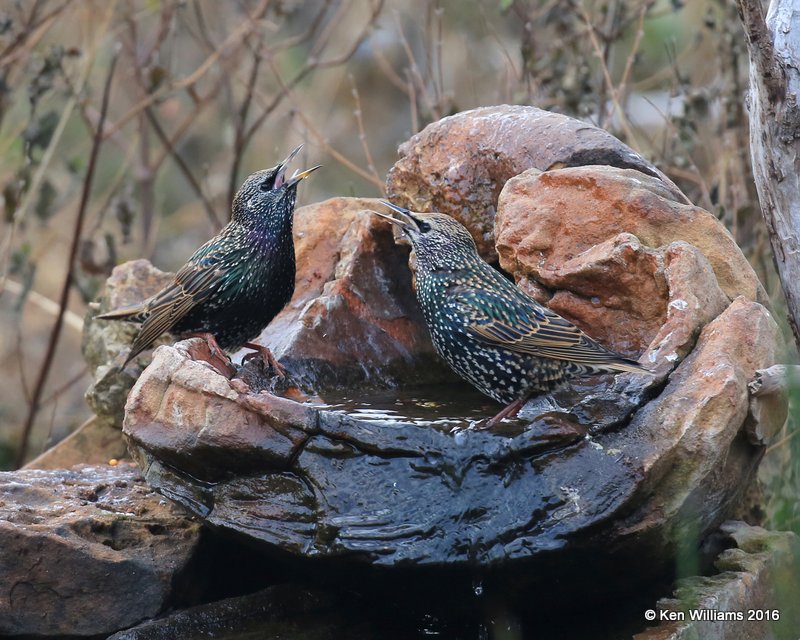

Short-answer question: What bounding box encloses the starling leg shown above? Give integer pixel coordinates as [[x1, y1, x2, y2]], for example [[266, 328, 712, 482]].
[[241, 341, 286, 378], [188, 332, 236, 377], [480, 398, 526, 430]]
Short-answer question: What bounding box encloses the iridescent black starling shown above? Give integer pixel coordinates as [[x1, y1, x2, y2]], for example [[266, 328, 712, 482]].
[[375, 202, 648, 427], [98, 145, 319, 371]]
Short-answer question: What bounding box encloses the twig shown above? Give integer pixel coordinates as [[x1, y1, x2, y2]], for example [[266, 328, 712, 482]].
[[40, 365, 89, 407], [243, 0, 383, 144], [15, 52, 117, 469], [265, 57, 384, 191], [102, 0, 271, 141], [144, 106, 222, 229], [350, 76, 382, 188], [393, 10, 439, 121], [617, 2, 653, 104], [151, 73, 228, 171], [0, 1, 115, 298], [0, 0, 73, 70], [576, 0, 639, 146], [227, 31, 266, 207], [3, 280, 84, 332]]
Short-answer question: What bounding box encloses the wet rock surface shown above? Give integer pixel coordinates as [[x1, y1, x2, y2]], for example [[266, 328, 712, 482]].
[[386, 104, 688, 260], [0, 463, 201, 637], [78, 105, 787, 628], [84, 198, 451, 426], [123, 293, 781, 588], [107, 585, 372, 640], [635, 522, 800, 640]]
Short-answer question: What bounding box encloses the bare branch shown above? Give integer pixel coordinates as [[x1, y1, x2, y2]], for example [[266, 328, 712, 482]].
[[15, 51, 117, 468], [102, 0, 271, 141], [144, 106, 222, 229], [350, 76, 383, 188]]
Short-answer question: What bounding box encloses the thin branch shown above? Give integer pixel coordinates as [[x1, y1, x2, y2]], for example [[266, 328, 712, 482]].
[[243, 0, 383, 144], [3, 280, 84, 332], [265, 56, 385, 191], [350, 76, 382, 188], [576, 1, 639, 147], [393, 11, 439, 121], [144, 106, 222, 228], [15, 53, 117, 469], [102, 0, 271, 141], [294, 107, 385, 191], [40, 365, 89, 408], [151, 73, 228, 171], [0, 0, 73, 70], [1, 2, 115, 297], [227, 31, 267, 207]]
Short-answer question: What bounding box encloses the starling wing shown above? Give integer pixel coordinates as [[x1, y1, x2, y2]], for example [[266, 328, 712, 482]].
[[102, 240, 232, 366], [450, 284, 646, 373]]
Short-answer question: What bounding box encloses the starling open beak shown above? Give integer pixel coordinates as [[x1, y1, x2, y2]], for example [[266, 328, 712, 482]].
[[273, 144, 322, 189], [374, 201, 426, 232]]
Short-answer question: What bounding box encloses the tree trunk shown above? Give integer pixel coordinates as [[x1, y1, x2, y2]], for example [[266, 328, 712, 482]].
[[737, 0, 800, 350]]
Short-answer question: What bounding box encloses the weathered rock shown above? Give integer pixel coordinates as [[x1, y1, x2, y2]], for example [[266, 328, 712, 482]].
[[0, 463, 201, 637], [123, 294, 783, 595], [24, 416, 127, 470], [253, 196, 449, 389], [107, 584, 371, 640], [496, 166, 767, 307], [84, 198, 450, 423], [619, 298, 780, 546], [84, 259, 174, 427], [635, 522, 800, 640], [503, 229, 730, 362], [386, 104, 688, 260]]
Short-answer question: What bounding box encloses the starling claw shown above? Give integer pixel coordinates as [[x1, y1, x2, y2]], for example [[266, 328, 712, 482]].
[[479, 398, 526, 430], [242, 342, 286, 378], [187, 332, 237, 378]]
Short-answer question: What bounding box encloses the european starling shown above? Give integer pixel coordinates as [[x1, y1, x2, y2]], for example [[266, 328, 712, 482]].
[[374, 202, 648, 427], [97, 145, 320, 371]]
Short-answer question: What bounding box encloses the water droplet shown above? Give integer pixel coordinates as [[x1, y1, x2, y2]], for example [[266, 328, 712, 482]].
[[472, 578, 484, 597]]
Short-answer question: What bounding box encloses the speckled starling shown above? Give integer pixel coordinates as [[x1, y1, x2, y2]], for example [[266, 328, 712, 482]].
[[374, 202, 648, 427], [97, 145, 319, 370]]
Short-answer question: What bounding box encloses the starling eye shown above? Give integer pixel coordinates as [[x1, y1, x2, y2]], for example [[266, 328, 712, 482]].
[[259, 179, 273, 192], [418, 221, 431, 232]]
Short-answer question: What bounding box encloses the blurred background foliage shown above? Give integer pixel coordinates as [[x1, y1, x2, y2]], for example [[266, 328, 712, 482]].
[[0, 0, 797, 534]]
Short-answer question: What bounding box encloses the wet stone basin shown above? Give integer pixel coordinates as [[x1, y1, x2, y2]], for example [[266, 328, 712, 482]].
[[122, 291, 782, 597]]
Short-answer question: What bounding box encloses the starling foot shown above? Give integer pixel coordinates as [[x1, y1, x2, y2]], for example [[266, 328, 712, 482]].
[[479, 398, 525, 430], [188, 332, 237, 378], [242, 341, 286, 378]]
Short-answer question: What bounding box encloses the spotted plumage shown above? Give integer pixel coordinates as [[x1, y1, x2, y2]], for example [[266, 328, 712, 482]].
[[374, 202, 648, 425], [98, 145, 319, 367]]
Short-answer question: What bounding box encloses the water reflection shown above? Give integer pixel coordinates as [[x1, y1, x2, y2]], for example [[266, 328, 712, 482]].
[[309, 385, 500, 431]]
